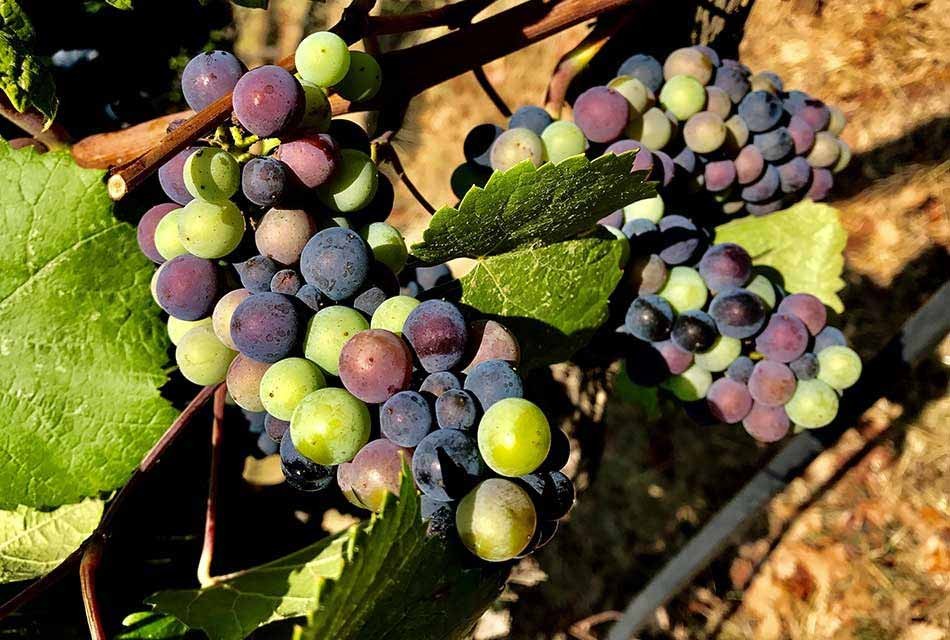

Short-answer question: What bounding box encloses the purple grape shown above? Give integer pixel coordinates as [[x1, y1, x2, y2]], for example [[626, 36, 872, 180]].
[[230, 292, 300, 363], [509, 105, 553, 135], [181, 51, 244, 112], [652, 339, 693, 375], [787, 115, 815, 154], [463, 359, 523, 410], [653, 150, 675, 187], [748, 360, 796, 406], [599, 210, 624, 227], [814, 326, 847, 352], [714, 64, 751, 104], [403, 300, 468, 373], [625, 294, 674, 341], [275, 134, 339, 189], [618, 54, 664, 92], [270, 269, 302, 295], [339, 329, 414, 403], [435, 389, 479, 431], [235, 255, 279, 293], [300, 227, 370, 301], [411, 429, 487, 501], [420, 371, 461, 397], [746, 198, 784, 216], [753, 127, 793, 162], [415, 264, 452, 290], [605, 139, 654, 174], [155, 255, 220, 320], [232, 65, 303, 137], [806, 168, 833, 200], [797, 99, 830, 131], [742, 403, 790, 442], [777, 293, 827, 335], [539, 428, 570, 472], [740, 163, 780, 202], [658, 215, 706, 265], [137, 203, 178, 263], [708, 288, 767, 339], [158, 146, 199, 205], [628, 254, 668, 295], [242, 157, 290, 207], [706, 377, 753, 424], [573, 86, 629, 143], [777, 156, 811, 193], [671, 310, 719, 353], [295, 284, 324, 312], [280, 431, 334, 492], [726, 355, 755, 383], [704, 159, 736, 192], [463, 123, 503, 168], [783, 90, 810, 114], [698, 243, 752, 292], [380, 390, 433, 447], [265, 414, 290, 443], [673, 147, 698, 175], [755, 314, 809, 362], [789, 353, 819, 380], [737, 91, 783, 132], [519, 471, 574, 520]]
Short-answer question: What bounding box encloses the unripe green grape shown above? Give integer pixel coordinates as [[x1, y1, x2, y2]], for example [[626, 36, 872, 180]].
[[176, 325, 237, 385], [608, 75, 654, 115], [183, 148, 240, 203], [298, 80, 332, 132], [290, 387, 371, 465], [317, 149, 378, 213], [623, 193, 665, 223], [260, 357, 327, 420], [154, 209, 187, 261], [662, 363, 713, 401], [370, 295, 419, 336], [540, 121, 587, 164], [694, 336, 742, 372], [304, 306, 368, 376], [456, 478, 537, 562], [359, 222, 407, 274], [178, 199, 245, 259], [626, 107, 673, 150], [659, 75, 706, 121], [832, 139, 851, 174], [333, 51, 382, 102], [295, 31, 350, 88], [168, 316, 212, 346], [724, 114, 749, 149], [212, 288, 251, 351], [490, 128, 544, 172], [746, 274, 777, 309], [827, 105, 847, 136], [150, 264, 164, 306], [785, 379, 838, 428], [816, 345, 861, 390], [806, 132, 840, 168], [477, 398, 551, 477], [658, 266, 708, 313]]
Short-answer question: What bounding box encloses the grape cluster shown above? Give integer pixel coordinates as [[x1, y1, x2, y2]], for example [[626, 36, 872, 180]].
[[617, 224, 861, 441], [138, 34, 572, 562]]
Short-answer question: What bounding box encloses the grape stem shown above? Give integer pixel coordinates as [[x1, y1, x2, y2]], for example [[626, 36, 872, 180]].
[[197, 385, 228, 587], [472, 66, 512, 117], [0, 94, 72, 150], [373, 136, 436, 215], [79, 537, 107, 640], [0, 384, 221, 622]]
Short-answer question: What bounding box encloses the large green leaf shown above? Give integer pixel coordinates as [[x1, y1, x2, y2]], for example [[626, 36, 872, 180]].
[[459, 234, 626, 369], [0, 140, 176, 508], [0, 499, 103, 583], [412, 153, 653, 263], [714, 200, 847, 312], [0, 0, 33, 41]]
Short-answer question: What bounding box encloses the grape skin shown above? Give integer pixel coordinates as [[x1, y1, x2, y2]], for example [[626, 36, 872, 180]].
[[183, 147, 240, 203], [230, 292, 300, 364], [737, 90, 783, 132], [259, 357, 326, 421], [540, 121, 587, 164], [235, 255, 279, 293], [683, 112, 726, 154], [658, 266, 708, 313], [380, 391, 432, 446], [464, 359, 524, 410], [232, 65, 303, 137], [806, 131, 840, 168], [789, 353, 820, 380], [298, 80, 332, 132], [659, 75, 706, 121], [226, 354, 271, 412], [777, 293, 827, 335], [694, 336, 742, 372], [300, 227, 370, 301], [708, 288, 767, 339], [706, 377, 753, 424], [785, 379, 838, 428], [618, 54, 663, 92], [360, 222, 408, 274], [167, 316, 211, 347], [456, 478, 537, 562], [176, 325, 236, 385], [671, 310, 719, 353], [652, 339, 694, 375], [290, 387, 370, 465], [265, 414, 290, 443], [155, 254, 220, 321], [181, 51, 243, 112], [608, 77, 655, 116], [412, 428, 487, 502], [814, 326, 847, 352], [572, 86, 629, 143], [334, 51, 382, 102], [509, 105, 553, 135], [317, 149, 378, 213], [275, 134, 340, 189], [304, 306, 368, 376], [489, 127, 544, 171], [777, 156, 812, 194], [419, 371, 461, 397], [270, 269, 302, 296], [153, 208, 188, 262], [242, 157, 289, 208], [806, 168, 834, 201], [740, 164, 780, 203], [752, 127, 794, 162], [463, 320, 521, 372], [704, 159, 736, 192], [698, 243, 752, 292], [137, 203, 179, 263], [178, 198, 245, 259], [663, 363, 712, 401], [787, 115, 815, 154], [748, 360, 797, 406], [726, 356, 755, 383], [371, 295, 420, 336], [464, 124, 503, 168], [742, 403, 790, 442], [625, 294, 674, 341], [295, 31, 350, 88], [279, 432, 334, 492], [435, 389, 479, 431], [338, 329, 414, 403], [663, 47, 714, 84], [403, 300, 468, 373], [478, 398, 551, 477], [519, 470, 575, 520], [816, 345, 861, 390], [755, 314, 809, 363], [255, 208, 319, 266], [337, 439, 411, 512]]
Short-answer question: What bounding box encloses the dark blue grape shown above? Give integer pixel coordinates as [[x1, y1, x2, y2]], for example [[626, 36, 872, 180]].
[[783, 90, 810, 114], [714, 65, 751, 104], [752, 127, 793, 162], [256, 432, 280, 457], [463, 360, 523, 410], [380, 390, 432, 447], [698, 243, 752, 292], [435, 389, 479, 431], [539, 428, 570, 471], [300, 227, 370, 301], [625, 294, 674, 341], [270, 269, 302, 295], [352, 285, 388, 316], [658, 215, 706, 265], [519, 471, 574, 520], [419, 371, 461, 397], [236, 255, 279, 293], [280, 431, 334, 492], [420, 495, 456, 537], [618, 54, 663, 92], [295, 283, 324, 312], [509, 105, 553, 135], [155, 254, 220, 320], [708, 288, 767, 339], [230, 292, 300, 363], [738, 91, 783, 132], [415, 264, 452, 290], [181, 50, 244, 112], [814, 326, 847, 352], [672, 310, 719, 353], [740, 163, 780, 203], [789, 352, 819, 380], [777, 156, 811, 193], [411, 429, 487, 501], [242, 157, 289, 207], [726, 356, 755, 384], [463, 123, 503, 168], [403, 300, 468, 373], [265, 414, 290, 443]]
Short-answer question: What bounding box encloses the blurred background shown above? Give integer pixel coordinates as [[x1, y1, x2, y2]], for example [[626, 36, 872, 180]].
[[1, 0, 946, 638]]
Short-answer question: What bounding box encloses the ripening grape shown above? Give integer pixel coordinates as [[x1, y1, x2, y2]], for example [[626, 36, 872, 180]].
[[806, 131, 840, 168], [748, 360, 797, 406], [298, 80, 332, 132], [737, 90, 783, 132], [242, 157, 289, 208], [338, 439, 410, 512], [787, 115, 815, 154], [153, 208, 188, 261], [456, 478, 537, 562], [658, 266, 708, 313], [464, 359, 523, 410], [230, 292, 300, 363], [625, 294, 674, 341], [403, 300, 468, 373], [181, 50, 244, 111], [704, 159, 736, 192], [300, 227, 370, 301], [659, 75, 706, 121], [226, 354, 270, 412], [275, 134, 339, 189], [317, 149, 378, 212], [742, 403, 790, 442], [412, 428, 487, 501], [176, 325, 236, 385], [698, 243, 752, 292], [540, 121, 587, 164], [519, 470, 575, 520], [672, 310, 719, 353], [706, 377, 753, 424], [658, 215, 705, 265], [159, 146, 199, 205], [683, 111, 726, 153], [435, 389, 479, 431], [714, 65, 750, 104], [694, 336, 742, 372], [816, 345, 861, 390], [290, 387, 370, 465], [370, 295, 419, 336], [338, 329, 413, 403], [489, 127, 544, 171], [608, 76, 654, 115], [573, 86, 630, 143], [255, 208, 318, 266], [814, 326, 847, 352], [178, 198, 245, 259], [776, 293, 826, 335], [259, 357, 326, 420], [211, 288, 251, 350], [463, 320, 521, 372], [777, 156, 811, 193], [334, 51, 382, 102], [796, 98, 830, 131], [628, 253, 668, 295], [279, 432, 334, 492], [138, 203, 179, 263], [478, 398, 551, 477], [724, 114, 750, 150], [606, 139, 654, 175], [663, 47, 714, 84], [419, 371, 461, 397], [304, 306, 368, 376], [789, 352, 819, 380], [168, 316, 212, 347], [380, 391, 432, 446], [708, 287, 767, 338], [755, 314, 809, 363], [752, 127, 794, 162], [232, 65, 303, 137], [653, 150, 676, 186], [740, 164, 780, 203], [618, 53, 663, 92], [727, 356, 755, 383], [626, 107, 673, 150], [785, 379, 838, 428], [673, 146, 697, 176], [183, 147, 240, 203], [806, 167, 834, 201], [663, 363, 713, 401], [652, 339, 693, 375], [705, 86, 732, 119], [155, 255, 220, 320], [509, 105, 553, 135], [270, 269, 302, 295], [295, 31, 350, 87]]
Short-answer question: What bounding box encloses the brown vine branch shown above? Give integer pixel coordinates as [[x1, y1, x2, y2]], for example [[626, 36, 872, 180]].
[[0, 384, 220, 621], [366, 0, 499, 35], [72, 110, 192, 170], [79, 538, 106, 640], [472, 66, 512, 117], [376, 139, 436, 215], [0, 95, 72, 150], [197, 385, 227, 587]]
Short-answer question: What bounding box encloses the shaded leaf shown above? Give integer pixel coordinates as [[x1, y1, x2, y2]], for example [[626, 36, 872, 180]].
[[116, 612, 194, 640], [0, 31, 57, 123], [0, 0, 33, 41]]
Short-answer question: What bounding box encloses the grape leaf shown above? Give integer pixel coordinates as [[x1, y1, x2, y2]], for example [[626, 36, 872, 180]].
[[459, 234, 626, 369], [0, 140, 176, 508], [412, 153, 653, 263], [0, 0, 33, 41], [0, 499, 103, 583], [117, 612, 193, 640], [0, 31, 57, 123], [714, 200, 847, 312], [105, 0, 133, 8]]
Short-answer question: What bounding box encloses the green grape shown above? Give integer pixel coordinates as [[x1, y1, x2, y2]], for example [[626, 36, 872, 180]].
[[317, 149, 378, 213], [304, 306, 369, 376], [260, 357, 327, 420], [658, 266, 708, 313], [662, 363, 713, 401], [817, 345, 861, 390], [607, 75, 654, 115], [176, 325, 236, 385], [456, 478, 537, 562], [694, 336, 741, 372], [299, 80, 332, 132], [295, 31, 351, 88], [154, 209, 187, 261], [183, 148, 240, 203], [290, 387, 371, 465], [168, 316, 212, 346], [659, 75, 706, 121], [178, 199, 245, 259], [540, 121, 587, 164], [370, 295, 420, 336], [746, 274, 777, 309], [626, 107, 673, 150], [212, 288, 251, 350], [477, 398, 551, 477], [785, 379, 838, 428], [623, 193, 665, 223], [333, 51, 382, 102], [359, 222, 407, 274], [150, 265, 164, 306]]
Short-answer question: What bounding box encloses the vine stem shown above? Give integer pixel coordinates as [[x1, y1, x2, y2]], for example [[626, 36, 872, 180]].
[[0, 384, 221, 622], [79, 538, 106, 640], [0, 94, 72, 150], [197, 385, 227, 587]]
